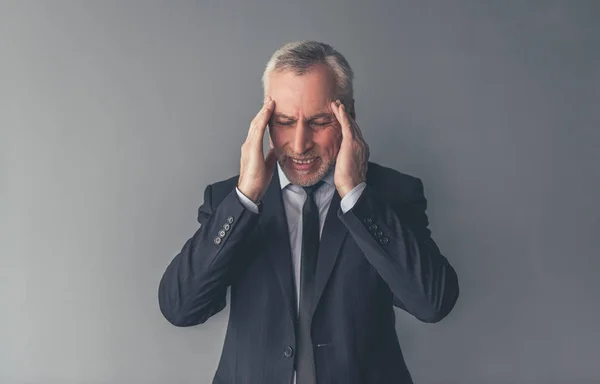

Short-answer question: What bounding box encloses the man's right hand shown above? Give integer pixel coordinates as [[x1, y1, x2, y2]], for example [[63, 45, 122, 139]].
[[237, 96, 278, 204]]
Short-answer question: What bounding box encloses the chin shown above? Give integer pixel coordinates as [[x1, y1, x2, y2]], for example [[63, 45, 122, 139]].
[[281, 158, 331, 187], [290, 174, 321, 187]]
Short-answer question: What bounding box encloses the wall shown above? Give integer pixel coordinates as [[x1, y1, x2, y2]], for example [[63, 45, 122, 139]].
[[2, 1, 599, 383]]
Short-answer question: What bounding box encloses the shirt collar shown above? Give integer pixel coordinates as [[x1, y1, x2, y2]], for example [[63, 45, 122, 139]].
[[277, 161, 335, 190]]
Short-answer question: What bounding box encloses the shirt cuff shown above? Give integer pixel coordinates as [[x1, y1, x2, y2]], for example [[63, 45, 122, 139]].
[[340, 182, 366, 213], [235, 187, 260, 214]]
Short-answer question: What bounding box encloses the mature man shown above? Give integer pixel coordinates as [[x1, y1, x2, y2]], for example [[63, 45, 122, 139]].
[[158, 41, 459, 384]]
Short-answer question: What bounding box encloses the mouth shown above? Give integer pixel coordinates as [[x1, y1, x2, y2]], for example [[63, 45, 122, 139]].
[[291, 158, 317, 164], [288, 157, 319, 172]]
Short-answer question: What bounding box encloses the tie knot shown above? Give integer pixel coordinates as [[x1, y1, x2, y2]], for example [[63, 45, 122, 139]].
[[302, 180, 324, 197]]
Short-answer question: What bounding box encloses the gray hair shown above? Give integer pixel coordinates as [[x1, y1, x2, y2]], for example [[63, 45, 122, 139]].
[[261, 40, 354, 105]]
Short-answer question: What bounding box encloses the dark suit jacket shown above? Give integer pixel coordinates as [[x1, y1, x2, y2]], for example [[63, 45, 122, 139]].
[[158, 161, 459, 384]]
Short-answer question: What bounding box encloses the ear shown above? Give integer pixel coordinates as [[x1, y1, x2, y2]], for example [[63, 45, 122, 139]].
[[348, 98, 356, 120]]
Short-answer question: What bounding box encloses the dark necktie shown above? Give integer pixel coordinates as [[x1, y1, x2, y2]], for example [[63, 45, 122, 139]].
[[296, 180, 324, 384]]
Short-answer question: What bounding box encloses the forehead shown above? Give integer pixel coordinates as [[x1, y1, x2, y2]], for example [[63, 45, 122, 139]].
[[266, 64, 336, 117]]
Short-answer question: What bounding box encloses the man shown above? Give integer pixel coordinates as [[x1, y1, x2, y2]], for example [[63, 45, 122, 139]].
[[158, 41, 459, 384]]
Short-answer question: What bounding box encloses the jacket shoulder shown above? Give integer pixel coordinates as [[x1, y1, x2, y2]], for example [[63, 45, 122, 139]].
[[367, 161, 422, 188], [366, 161, 426, 206], [198, 174, 239, 209], [210, 174, 240, 195]]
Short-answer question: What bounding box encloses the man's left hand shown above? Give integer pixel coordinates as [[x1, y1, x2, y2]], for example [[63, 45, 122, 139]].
[[331, 99, 369, 198]]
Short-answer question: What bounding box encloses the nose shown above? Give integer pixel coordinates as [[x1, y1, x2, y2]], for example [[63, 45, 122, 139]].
[[292, 122, 314, 155]]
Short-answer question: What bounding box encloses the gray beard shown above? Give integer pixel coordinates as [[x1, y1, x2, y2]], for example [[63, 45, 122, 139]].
[[278, 157, 334, 187]]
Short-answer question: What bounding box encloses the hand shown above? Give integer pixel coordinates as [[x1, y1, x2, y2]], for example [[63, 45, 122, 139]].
[[237, 96, 278, 203], [331, 100, 369, 198]]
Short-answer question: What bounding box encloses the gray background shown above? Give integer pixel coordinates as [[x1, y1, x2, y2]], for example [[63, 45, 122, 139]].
[[1, 1, 599, 383]]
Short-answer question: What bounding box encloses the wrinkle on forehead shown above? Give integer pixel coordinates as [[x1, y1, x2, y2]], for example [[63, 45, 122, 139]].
[[266, 64, 336, 120]]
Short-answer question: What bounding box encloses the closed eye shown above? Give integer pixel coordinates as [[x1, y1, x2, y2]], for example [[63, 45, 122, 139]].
[[272, 121, 294, 127], [271, 119, 333, 128], [310, 120, 333, 129]]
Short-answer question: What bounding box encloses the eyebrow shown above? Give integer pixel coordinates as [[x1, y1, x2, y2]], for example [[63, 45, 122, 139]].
[[273, 112, 333, 121]]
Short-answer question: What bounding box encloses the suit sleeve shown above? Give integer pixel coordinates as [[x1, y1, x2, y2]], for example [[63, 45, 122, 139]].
[[338, 178, 459, 323], [158, 185, 260, 327]]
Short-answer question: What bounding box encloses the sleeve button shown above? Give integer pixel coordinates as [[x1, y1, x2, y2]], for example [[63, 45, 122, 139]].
[[283, 346, 294, 358], [214, 237, 222, 245], [227, 216, 234, 224]]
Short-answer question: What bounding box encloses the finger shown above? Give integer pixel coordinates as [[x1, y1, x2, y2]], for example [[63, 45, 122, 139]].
[[337, 101, 353, 139], [247, 97, 273, 140], [330, 101, 341, 124], [268, 128, 274, 149], [330, 100, 348, 137], [340, 102, 367, 143], [248, 97, 275, 143]]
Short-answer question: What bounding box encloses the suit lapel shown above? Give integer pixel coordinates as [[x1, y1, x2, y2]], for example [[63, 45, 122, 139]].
[[260, 169, 350, 322], [260, 169, 297, 322], [311, 189, 349, 318]]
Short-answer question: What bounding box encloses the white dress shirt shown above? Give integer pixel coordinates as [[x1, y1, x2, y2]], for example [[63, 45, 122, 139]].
[[235, 163, 366, 383]]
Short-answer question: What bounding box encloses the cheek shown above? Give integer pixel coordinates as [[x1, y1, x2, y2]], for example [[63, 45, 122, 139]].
[[268, 128, 285, 147], [316, 129, 342, 157], [269, 128, 294, 156]]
